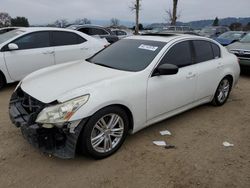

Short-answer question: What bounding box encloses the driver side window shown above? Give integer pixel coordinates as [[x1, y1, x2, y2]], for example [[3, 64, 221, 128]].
[[12, 31, 50, 50], [159, 41, 193, 68]]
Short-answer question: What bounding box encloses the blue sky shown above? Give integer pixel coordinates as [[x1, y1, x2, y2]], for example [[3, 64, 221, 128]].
[[1, 0, 250, 24]]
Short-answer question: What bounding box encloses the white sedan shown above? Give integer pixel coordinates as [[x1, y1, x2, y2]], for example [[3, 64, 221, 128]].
[[9, 34, 240, 159], [0, 27, 108, 89]]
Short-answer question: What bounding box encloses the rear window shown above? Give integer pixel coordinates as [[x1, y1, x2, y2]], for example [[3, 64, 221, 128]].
[[193, 40, 214, 63], [211, 43, 221, 58], [88, 39, 166, 72], [52, 31, 86, 46]]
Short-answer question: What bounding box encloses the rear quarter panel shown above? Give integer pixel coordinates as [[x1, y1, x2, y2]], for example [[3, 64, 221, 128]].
[[221, 47, 240, 87]]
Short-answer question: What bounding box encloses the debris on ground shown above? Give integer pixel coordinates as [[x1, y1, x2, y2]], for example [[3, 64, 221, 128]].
[[165, 143, 176, 149], [153, 141, 167, 146], [160, 130, 172, 136], [223, 141, 234, 147]]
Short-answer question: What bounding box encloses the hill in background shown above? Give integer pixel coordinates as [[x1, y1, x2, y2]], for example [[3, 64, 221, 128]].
[[144, 17, 250, 29]]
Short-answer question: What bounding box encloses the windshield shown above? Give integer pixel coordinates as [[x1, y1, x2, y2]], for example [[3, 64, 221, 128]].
[[240, 33, 250, 43], [218, 31, 243, 40], [88, 39, 166, 72], [0, 29, 25, 44]]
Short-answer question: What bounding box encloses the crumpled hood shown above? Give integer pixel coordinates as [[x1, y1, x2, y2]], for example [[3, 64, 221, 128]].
[[21, 60, 129, 103]]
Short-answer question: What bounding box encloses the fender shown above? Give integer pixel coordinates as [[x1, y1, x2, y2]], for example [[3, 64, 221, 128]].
[[0, 52, 13, 83]]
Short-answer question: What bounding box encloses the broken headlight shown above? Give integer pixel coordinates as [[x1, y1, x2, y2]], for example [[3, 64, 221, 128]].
[[36, 95, 89, 124]]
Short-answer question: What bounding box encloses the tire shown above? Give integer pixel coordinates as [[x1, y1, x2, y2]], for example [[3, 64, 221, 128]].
[[0, 72, 6, 90], [80, 106, 129, 159], [212, 77, 232, 106]]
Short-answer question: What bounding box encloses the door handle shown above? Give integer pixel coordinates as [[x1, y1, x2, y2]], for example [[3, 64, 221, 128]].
[[43, 50, 54, 55], [186, 73, 196, 79]]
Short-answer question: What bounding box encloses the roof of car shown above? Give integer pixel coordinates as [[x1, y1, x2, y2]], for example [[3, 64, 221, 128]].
[[126, 34, 206, 43], [16, 27, 79, 33], [68, 24, 106, 29]]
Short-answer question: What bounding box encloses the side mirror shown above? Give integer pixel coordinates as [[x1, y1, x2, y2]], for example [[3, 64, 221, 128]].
[[153, 64, 179, 76], [8, 43, 19, 51]]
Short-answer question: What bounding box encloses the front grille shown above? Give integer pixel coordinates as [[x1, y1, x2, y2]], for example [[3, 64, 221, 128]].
[[231, 49, 250, 60], [12, 88, 46, 125]]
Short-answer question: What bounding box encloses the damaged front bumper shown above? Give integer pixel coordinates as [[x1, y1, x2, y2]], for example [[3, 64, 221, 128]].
[[9, 88, 87, 159]]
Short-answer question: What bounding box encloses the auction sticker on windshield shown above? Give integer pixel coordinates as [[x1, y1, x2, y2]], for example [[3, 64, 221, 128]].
[[139, 44, 158, 51]]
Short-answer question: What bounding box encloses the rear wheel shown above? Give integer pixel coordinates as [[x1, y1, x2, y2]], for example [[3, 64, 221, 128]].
[[212, 77, 232, 106], [80, 106, 129, 159]]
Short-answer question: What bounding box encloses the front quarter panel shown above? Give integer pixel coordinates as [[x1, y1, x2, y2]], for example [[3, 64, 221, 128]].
[[0, 52, 12, 83], [68, 72, 148, 133]]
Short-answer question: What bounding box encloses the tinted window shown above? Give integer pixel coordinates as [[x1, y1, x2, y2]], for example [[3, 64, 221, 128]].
[[78, 28, 90, 35], [88, 39, 166, 72], [168, 27, 175, 31], [13, 32, 50, 50], [117, 31, 126, 36], [159, 41, 192, 68], [52, 31, 86, 46], [193, 40, 214, 63], [90, 28, 109, 35], [211, 43, 220, 58]]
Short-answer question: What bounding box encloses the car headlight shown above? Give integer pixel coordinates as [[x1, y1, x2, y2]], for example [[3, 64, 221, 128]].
[[36, 95, 89, 124]]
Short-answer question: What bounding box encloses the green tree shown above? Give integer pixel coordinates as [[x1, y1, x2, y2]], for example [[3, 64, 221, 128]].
[[243, 22, 250, 31], [212, 17, 219, 26], [229, 22, 242, 31], [11, 17, 29, 27]]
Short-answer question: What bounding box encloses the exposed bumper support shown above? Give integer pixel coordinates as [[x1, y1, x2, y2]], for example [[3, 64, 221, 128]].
[[9, 91, 87, 159]]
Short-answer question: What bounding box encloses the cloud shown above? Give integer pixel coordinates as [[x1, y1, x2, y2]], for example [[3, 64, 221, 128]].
[[1, 0, 249, 25]]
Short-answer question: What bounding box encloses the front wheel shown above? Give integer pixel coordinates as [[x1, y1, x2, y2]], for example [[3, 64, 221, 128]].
[[212, 77, 232, 106], [80, 106, 129, 159]]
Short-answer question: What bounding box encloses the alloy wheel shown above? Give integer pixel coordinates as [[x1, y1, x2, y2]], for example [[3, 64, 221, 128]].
[[90, 113, 124, 153]]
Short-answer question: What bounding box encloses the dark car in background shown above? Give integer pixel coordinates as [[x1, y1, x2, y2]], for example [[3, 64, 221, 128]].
[[144, 26, 199, 36], [0, 27, 21, 34], [68, 24, 119, 43], [199, 26, 230, 38], [227, 32, 250, 69], [215, 31, 247, 46]]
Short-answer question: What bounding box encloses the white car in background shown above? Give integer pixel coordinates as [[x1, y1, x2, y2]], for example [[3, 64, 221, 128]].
[[9, 34, 240, 159], [0, 27, 108, 89], [111, 29, 133, 39], [0, 27, 21, 34]]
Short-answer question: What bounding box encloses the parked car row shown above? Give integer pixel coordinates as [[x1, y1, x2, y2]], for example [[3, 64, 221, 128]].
[[67, 24, 119, 43], [227, 32, 250, 68], [7, 31, 240, 159], [215, 31, 247, 46], [0, 27, 108, 89]]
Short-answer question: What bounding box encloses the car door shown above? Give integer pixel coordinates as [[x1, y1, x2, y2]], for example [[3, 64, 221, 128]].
[[51, 31, 92, 64], [192, 40, 223, 101], [3, 31, 55, 81], [147, 41, 197, 121]]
